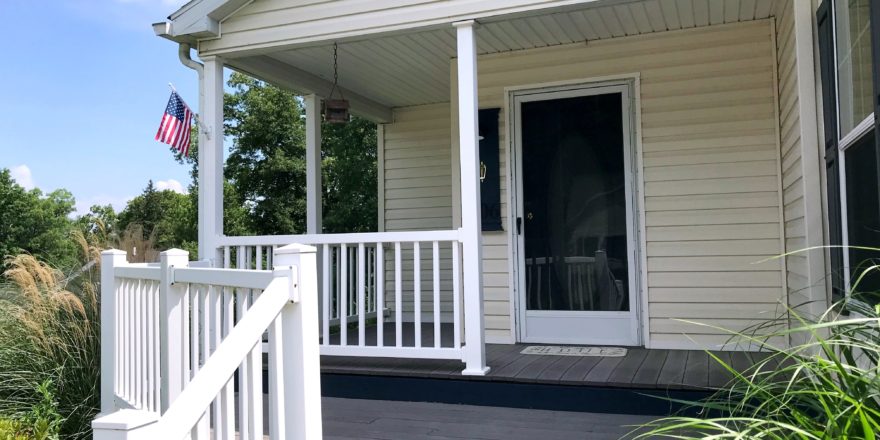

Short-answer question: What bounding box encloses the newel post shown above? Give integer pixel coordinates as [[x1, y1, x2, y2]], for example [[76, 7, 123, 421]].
[[273, 244, 323, 440], [454, 19, 489, 376], [100, 249, 127, 413], [159, 249, 190, 413]]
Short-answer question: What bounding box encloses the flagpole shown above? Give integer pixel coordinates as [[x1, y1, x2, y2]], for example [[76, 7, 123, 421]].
[[168, 83, 206, 132]]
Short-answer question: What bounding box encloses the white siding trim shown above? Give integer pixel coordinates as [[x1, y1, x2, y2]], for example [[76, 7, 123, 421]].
[[770, 17, 791, 349], [377, 124, 386, 232]]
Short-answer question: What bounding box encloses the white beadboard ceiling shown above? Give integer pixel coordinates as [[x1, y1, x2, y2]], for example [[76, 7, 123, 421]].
[[258, 0, 776, 109]]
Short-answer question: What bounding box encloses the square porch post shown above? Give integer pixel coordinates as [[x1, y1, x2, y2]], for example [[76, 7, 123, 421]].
[[454, 20, 489, 376], [305, 94, 323, 234], [198, 56, 225, 264]]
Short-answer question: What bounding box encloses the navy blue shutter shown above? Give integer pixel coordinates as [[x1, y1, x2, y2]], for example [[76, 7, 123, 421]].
[[479, 108, 502, 231], [817, 0, 845, 302]]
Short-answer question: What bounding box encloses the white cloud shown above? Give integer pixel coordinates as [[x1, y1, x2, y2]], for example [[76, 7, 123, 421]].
[[156, 179, 188, 194], [10, 164, 34, 190]]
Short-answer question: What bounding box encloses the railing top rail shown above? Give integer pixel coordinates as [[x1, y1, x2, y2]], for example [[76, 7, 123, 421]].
[[217, 229, 462, 247], [171, 267, 275, 290], [115, 265, 162, 281], [153, 276, 291, 438]]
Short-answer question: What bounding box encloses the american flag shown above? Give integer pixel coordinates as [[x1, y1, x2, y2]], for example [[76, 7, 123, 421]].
[[155, 91, 193, 156]]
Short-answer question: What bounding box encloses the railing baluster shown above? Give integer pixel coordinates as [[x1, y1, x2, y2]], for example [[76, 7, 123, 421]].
[[394, 242, 402, 347], [433, 241, 440, 349], [322, 244, 330, 346], [223, 246, 231, 269], [267, 314, 285, 439], [127, 279, 134, 400], [220, 287, 234, 439], [340, 244, 348, 346], [182, 284, 191, 386], [191, 285, 200, 379], [453, 241, 462, 349], [237, 289, 251, 439], [115, 278, 121, 398], [247, 287, 262, 440], [256, 245, 263, 270], [414, 241, 421, 348], [237, 246, 245, 270], [133, 280, 140, 407], [358, 243, 365, 346], [376, 243, 384, 347], [209, 285, 221, 439]]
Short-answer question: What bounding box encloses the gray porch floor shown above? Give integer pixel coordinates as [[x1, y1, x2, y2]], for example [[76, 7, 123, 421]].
[[322, 397, 656, 440], [321, 323, 772, 390]]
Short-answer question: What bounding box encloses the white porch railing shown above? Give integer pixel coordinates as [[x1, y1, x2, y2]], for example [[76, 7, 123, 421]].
[[92, 244, 322, 440], [217, 230, 470, 362]]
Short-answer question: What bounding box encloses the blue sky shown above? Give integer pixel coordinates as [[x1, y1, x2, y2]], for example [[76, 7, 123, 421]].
[[0, 0, 206, 215]]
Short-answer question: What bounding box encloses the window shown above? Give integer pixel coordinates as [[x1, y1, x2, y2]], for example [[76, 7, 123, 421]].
[[844, 131, 880, 303], [835, 0, 874, 138], [819, 0, 880, 304]]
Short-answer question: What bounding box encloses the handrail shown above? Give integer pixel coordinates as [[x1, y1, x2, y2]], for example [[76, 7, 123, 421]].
[[171, 267, 274, 290], [152, 276, 292, 438], [217, 229, 462, 246]]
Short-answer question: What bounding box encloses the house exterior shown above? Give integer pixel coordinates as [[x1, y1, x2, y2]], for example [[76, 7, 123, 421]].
[[149, 0, 878, 367], [90, 0, 880, 438]]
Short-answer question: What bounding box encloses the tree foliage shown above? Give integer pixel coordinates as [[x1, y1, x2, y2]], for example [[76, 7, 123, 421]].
[[0, 169, 78, 269], [116, 180, 196, 254], [221, 72, 378, 235]]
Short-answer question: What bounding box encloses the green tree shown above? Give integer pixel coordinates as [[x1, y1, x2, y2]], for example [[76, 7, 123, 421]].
[[224, 73, 308, 235], [0, 169, 78, 269], [322, 117, 378, 233], [223, 72, 378, 235], [116, 180, 196, 251], [75, 204, 117, 247]]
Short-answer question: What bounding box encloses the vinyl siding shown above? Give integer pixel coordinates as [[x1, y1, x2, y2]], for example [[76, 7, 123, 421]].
[[381, 104, 457, 323], [384, 20, 788, 349], [463, 20, 786, 349]]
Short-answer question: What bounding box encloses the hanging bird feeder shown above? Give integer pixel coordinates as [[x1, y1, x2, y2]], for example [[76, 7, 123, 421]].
[[323, 42, 350, 124]]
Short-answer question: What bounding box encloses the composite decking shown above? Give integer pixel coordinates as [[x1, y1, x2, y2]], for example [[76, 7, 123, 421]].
[[321, 323, 771, 391], [322, 397, 656, 440]]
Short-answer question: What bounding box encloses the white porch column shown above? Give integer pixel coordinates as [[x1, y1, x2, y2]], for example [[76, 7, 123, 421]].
[[791, 0, 827, 320], [198, 56, 224, 263], [454, 20, 489, 376], [305, 94, 323, 234]]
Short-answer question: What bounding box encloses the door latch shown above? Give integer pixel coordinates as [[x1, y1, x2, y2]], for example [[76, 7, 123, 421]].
[[516, 217, 522, 235]]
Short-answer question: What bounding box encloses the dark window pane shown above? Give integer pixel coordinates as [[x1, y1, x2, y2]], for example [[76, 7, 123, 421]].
[[845, 131, 880, 303]]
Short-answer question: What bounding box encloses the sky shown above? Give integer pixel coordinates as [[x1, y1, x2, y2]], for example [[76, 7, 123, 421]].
[[0, 0, 204, 215]]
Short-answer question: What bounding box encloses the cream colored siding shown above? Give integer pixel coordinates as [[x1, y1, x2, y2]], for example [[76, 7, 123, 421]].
[[774, 0, 810, 318], [454, 20, 786, 349], [381, 104, 457, 322]]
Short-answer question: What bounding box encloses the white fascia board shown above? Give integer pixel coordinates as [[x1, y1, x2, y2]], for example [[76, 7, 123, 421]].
[[163, 0, 249, 39]]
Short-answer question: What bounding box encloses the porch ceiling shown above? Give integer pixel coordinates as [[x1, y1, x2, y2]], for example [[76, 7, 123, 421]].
[[229, 0, 776, 116]]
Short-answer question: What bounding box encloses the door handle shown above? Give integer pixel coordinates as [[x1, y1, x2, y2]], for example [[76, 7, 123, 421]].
[[516, 217, 522, 235]]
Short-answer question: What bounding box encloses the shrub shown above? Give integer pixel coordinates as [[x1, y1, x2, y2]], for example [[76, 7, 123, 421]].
[[630, 298, 880, 439], [0, 238, 102, 439]]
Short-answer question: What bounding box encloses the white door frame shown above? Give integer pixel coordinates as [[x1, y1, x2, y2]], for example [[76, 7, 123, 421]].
[[507, 78, 643, 346]]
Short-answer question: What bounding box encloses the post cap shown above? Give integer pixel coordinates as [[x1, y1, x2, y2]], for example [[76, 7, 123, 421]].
[[159, 248, 189, 257], [274, 243, 317, 255], [92, 409, 158, 430], [101, 249, 126, 255]]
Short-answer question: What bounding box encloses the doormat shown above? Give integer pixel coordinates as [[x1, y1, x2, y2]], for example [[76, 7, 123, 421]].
[[520, 345, 628, 357]]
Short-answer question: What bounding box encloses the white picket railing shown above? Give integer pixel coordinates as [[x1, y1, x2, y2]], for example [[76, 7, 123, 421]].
[[218, 230, 467, 361], [93, 244, 322, 440]]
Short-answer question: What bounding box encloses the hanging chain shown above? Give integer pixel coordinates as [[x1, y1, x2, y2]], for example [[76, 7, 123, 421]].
[[333, 42, 339, 87]]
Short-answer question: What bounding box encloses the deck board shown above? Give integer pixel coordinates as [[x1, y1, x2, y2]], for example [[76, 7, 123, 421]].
[[322, 398, 657, 440], [319, 324, 769, 391]]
